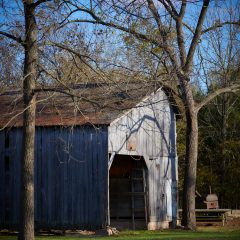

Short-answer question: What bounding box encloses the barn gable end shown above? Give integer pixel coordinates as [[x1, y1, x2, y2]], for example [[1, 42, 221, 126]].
[[108, 88, 178, 229]]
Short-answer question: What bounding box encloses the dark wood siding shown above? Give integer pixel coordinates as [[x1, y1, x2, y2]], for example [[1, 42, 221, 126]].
[[0, 126, 108, 230], [0, 131, 5, 227]]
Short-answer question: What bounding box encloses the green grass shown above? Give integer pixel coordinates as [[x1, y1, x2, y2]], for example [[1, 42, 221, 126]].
[[1, 228, 240, 240]]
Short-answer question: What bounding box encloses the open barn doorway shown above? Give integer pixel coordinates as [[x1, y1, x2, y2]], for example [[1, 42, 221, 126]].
[[109, 154, 148, 230]]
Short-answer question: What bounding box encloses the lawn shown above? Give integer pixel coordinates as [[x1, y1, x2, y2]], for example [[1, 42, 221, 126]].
[[1, 227, 240, 240]]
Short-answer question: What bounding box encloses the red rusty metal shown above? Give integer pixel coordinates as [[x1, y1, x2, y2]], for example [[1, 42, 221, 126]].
[[0, 83, 180, 128]]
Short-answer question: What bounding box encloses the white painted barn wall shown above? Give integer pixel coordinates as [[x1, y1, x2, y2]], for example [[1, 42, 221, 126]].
[[108, 88, 178, 229]]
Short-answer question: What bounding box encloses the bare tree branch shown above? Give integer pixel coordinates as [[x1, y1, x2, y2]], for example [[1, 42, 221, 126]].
[[58, 1, 163, 48], [179, 0, 187, 18], [182, 22, 195, 34], [184, 0, 210, 74], [46, 41, 111, 81], [196, 84, 240, 112], [147, 0, 186, 81], [58, 16, 162, 48], [175, 0, 187, 66], [202, 21, 240, 34], [34, 87, 102, 107], [0, 93, 54, 130], [59, 9, 79, 25], [165, 0, 178, 16], [31, 0, 51, 8], [0, 31, 25, 46], [37, 63, 104, 108], [158, 1, 187, 66], [158, 0, 178, 20], [147, 0, 165, 36], [183, 21, 239, 35]]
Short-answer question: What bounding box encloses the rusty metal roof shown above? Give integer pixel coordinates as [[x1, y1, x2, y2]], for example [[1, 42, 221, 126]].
[[1, 82, 170, 128]]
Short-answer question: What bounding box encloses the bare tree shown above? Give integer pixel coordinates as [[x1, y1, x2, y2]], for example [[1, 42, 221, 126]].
[[0, 2, 122, 238], [0, 1, 55, 239], [59, 0, 240, 229]]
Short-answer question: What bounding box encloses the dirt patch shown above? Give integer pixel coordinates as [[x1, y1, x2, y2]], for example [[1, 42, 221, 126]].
[[196, 217, 240, 228], [196, 222, 222, 227], [225, 218, 240, 228], [64, 230, 95, 237]]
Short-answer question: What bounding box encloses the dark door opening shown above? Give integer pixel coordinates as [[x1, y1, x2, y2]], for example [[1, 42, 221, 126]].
[[109, 154, 148, 230]]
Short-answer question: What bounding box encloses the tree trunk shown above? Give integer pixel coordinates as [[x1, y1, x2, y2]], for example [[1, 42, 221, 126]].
[[219, 92, 229, 208], [19, 1, 37, 240], [180, 80, 199, 230]]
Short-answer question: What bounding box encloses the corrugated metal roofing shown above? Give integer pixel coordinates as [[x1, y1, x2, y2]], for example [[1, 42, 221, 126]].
[[0, 82, 180, 128]]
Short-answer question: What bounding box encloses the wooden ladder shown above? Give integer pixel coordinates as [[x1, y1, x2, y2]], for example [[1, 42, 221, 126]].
[[131, 167, 148, 229]]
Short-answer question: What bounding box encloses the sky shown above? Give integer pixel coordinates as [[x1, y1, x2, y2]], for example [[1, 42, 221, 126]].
[[0, 0, 239, 91]]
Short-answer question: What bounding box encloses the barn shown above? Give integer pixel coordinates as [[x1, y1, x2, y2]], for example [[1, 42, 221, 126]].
[[0, 82, 179, 230]]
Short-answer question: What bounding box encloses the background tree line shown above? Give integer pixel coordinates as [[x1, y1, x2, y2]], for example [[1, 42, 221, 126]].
[[178, 89, 240, 210]]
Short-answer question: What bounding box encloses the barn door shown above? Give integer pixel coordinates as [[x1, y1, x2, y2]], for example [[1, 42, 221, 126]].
[[109, 154, 148, 229]]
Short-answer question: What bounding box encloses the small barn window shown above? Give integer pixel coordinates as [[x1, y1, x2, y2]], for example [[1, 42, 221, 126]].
[[126, 135, 137, 151]]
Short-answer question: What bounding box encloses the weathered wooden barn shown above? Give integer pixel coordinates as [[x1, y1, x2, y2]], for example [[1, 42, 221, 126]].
[[0, 83, 179, 230]]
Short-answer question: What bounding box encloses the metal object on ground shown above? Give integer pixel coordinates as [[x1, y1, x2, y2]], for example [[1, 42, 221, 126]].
[[204, 187, 219, 209]]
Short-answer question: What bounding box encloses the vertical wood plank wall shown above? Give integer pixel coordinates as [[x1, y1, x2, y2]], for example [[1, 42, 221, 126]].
[[108, 89, 178, 225], [0, 126, 108, 230]]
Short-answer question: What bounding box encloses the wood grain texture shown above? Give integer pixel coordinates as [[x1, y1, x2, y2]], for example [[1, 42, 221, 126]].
[[108, 88, 178, 224], [0, 126, 108, 230]]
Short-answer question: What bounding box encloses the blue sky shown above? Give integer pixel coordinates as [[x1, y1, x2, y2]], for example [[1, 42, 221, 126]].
[[0, 0, 239, 91]]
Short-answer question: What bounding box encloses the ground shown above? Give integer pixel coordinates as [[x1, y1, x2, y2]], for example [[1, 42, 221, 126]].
[[1, 218, 240, 240], [1, 226, 240, 240]]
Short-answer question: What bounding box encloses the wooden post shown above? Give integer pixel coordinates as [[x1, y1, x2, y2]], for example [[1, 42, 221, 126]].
[[107, 152, 116, 226]]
